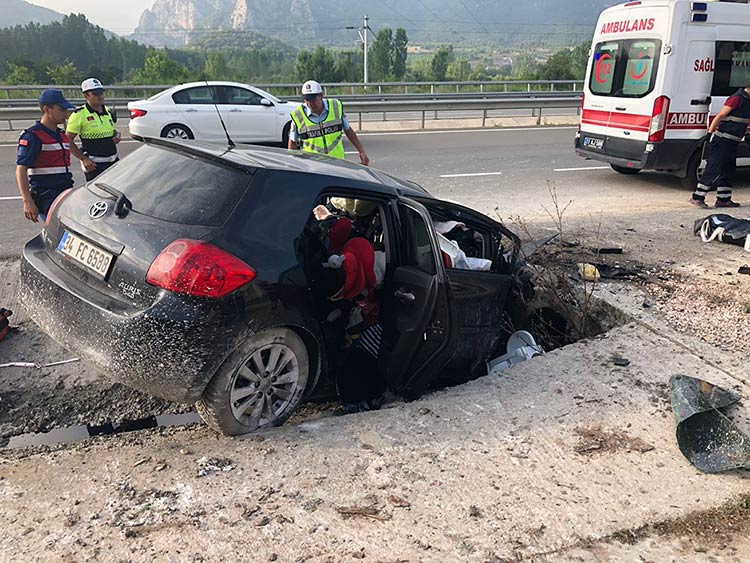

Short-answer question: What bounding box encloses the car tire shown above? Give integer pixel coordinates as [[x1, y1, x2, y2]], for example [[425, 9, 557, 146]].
[[161, 124, 194, 140], [196, 327, 309, 436], [281, 121, 291, 147], [610, 164, 640, 175], [680, 149, 702, 190]]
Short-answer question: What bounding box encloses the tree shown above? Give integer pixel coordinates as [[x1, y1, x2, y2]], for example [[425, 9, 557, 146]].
[[131, 50, 188, 84], [46, 60, 79, 84], [3, 62, 34, 84], [430, 46, 453, 81], [294, 46, 338, 82], [392, 28, 408, 80], [204, 51, 229, 80], [370, 28, 393, 81]]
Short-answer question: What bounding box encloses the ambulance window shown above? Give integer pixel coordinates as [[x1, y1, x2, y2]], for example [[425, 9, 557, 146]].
[[622, 41, 657, 96], [589, 39, 661, 98], [712, 42, 750, 97]]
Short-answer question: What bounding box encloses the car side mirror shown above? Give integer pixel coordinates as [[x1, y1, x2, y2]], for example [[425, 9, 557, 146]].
[[260, 98, 273, 107]]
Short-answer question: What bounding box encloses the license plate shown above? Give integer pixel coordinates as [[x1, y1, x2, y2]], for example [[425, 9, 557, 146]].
[[57, 230, 113, 279], [583, 136, 604, 150]]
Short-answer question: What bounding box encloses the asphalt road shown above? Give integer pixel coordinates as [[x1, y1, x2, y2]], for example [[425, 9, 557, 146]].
[[2, 126, 748, 258]]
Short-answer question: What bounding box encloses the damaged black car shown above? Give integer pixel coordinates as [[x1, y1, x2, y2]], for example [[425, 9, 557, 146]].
[[20, 139, 527, 435]]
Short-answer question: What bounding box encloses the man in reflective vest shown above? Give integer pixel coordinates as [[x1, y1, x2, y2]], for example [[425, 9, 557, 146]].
[[16, 89, 75, 222], [288, 80, 369, 165], [67, 78, 120, 181], [689, 85, 750, 208]]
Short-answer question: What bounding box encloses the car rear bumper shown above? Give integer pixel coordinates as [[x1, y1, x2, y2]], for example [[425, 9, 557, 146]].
[[20, 233, 242, 403], [575, 131, 704, 175]]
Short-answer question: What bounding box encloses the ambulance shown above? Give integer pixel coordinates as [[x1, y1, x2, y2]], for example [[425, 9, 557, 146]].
[[575, 0, 750, 188]]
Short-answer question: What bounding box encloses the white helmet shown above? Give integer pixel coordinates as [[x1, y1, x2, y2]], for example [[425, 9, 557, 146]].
[[81, 78, 104, 93], [301, 80, 323, 98]]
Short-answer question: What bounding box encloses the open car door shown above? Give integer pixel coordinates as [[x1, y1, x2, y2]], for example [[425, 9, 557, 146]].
[[413, 196, 522, 380], [379, 198, 456, 400]]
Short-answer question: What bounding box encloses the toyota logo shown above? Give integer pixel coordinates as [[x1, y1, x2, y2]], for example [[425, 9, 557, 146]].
[[88, 201, 109, 219]]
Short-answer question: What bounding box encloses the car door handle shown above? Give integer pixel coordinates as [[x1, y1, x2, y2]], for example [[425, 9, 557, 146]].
[[691, 97, 711, 106], [184, 108, 197, 112], [615, 106, 627, 111], [394, 289, 416, 304], [228, 109, 242, 112]]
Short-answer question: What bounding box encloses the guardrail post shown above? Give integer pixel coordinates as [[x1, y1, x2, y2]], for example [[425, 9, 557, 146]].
[[537, 107, 542, 126], [383, 111, 387, 122], [527, 83, 531, 92], [421, 110, 425, 129], [359, 112, 362, 130], [431, 84, 434, 94], [378, 85, 382, 94], [551, 83, 554, 92], [405, 85, 408, 94], [480, 84, 484, 94], [482, 109, 487, 127]]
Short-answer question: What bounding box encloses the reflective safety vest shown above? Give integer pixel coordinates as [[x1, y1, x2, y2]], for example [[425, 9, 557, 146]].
[[22, 124, 73, 192], [67, 104, 118, 163], [715, 88, 750, 142], [290, 99, 345, 159]]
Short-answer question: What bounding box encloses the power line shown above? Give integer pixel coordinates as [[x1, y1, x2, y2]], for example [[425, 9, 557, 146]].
[[456, 0, 491, 35]]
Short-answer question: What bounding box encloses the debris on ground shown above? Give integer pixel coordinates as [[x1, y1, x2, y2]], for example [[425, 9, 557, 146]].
[[0, 357, 79, 369], [612, 356, 631, 367], [573, 425, 655, 455], [739, 265, 750, 275], [196, 456, 236, 477], [577, 263, 601, 282], [670, 375, 750, 473], [487, 330, 545, 375], [694, 214, 750, 251], [0, 307, 13, 342], [336, 504, 392, 521]]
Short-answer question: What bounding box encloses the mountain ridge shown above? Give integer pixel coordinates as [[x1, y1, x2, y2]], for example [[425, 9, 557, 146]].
[[0, 0, 64, 28], [132, 0, 617, 48]]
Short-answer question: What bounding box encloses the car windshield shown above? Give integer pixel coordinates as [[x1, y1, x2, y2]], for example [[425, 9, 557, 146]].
[[251, 86, 281, 103], [89, 145, 253, 226]]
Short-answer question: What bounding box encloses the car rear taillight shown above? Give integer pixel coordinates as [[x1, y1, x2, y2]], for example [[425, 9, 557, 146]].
[[129, 108, 148, 119], [648, 96, 670, 143], [45, 188, 73, 228], [146, 239, 256, 298]]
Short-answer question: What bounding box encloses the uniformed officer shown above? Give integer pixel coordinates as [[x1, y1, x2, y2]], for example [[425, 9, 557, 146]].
[[288, 80, 369, 166], [689, 84, 750, 208], [67, 78, 120, 182], [15, 89, 75, 222]]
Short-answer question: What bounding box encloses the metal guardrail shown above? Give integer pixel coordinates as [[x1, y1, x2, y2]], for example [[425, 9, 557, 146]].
[[0, 80, 583, 100], [0, 95, 583, 131]]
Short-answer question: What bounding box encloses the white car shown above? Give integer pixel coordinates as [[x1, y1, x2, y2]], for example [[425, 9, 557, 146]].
[[127, 81, 301, 144]]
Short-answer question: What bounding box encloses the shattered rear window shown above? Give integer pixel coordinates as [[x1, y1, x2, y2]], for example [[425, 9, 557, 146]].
[[91, 145, 252, 226]]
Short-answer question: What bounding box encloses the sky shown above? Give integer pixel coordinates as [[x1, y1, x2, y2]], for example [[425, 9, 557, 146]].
[[27, 0, 155, 34]]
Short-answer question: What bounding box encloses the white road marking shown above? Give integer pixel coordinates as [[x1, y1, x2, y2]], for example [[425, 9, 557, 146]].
[[359, 126, 577, 137], [553, 166, 610, 172], [0, 196, 22, 201], [440, 171, 504, 178]]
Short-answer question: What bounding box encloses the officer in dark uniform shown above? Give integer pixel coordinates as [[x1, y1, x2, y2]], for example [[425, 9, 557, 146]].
[[67, 78, 120, 181], [690, 84, 750, 208], [15, 89, 75, 222]]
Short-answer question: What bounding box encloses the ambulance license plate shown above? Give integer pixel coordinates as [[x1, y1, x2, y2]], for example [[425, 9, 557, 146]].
[[57, 230, 113, 279], [583, 136, 604, 150]]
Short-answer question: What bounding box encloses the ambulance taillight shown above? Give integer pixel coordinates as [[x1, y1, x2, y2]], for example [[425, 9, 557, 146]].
[[648, 96, 670, 143]]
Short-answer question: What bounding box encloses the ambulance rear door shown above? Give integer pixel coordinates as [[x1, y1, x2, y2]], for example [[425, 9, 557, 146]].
[[582, 3, 670, 163], [709, 39, 750, 165]]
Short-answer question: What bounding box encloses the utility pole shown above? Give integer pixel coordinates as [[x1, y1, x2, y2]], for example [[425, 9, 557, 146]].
[[348, 15, 371, 86], [363, 14, 370, 85]]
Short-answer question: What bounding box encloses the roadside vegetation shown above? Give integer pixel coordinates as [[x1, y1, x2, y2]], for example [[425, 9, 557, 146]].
[[0, 15, 590, 91]]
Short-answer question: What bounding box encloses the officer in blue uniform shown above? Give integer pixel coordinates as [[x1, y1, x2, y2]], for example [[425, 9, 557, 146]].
[[690, 85, 750, 208], [15, 89, 75, 222]]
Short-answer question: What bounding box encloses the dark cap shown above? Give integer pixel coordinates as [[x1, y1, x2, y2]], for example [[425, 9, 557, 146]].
[[38, 89, 75, 110]]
